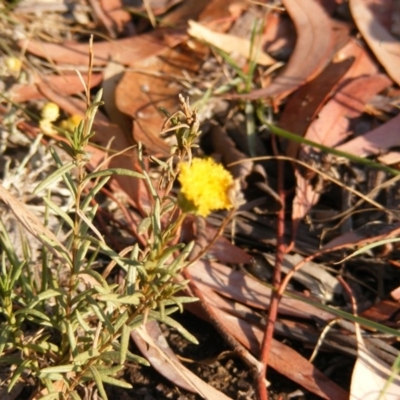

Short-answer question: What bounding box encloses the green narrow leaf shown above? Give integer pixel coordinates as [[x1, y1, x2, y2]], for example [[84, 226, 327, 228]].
[[14, 307, 51, 322], [33, 162, 76, 194], [40, 364, 76, 374], [96, 293, 142, 305], [97, 374, 133, 389], [9, 360, 31, 391], [113, 311, 129, 332], [75, 309, 92, 333], [82, 168, 144, 184], [35, 289, 64, 302], [151, 312, 198, 344], [267, 123, 400, 176], [42, 197, 74, 229], [0, 326, 10, 354], [89, 366, 108, 400], [0, 355, 22, 366], [137, 217, 151, 235], [66, 321, 77, 356], [120, 324, 130, 364], [80, 176, 110, 210], [283, 289, 400, 337], [49, 147, 76, 197], [86, 296, 114, 333], [9, 260, 26, 291], [245, 101, 256, 157], [73, 348, 100, 365], [77, 269, 109, 289]]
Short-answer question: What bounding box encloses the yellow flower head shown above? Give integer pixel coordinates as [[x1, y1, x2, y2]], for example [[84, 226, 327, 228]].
[[178, 158, 234, 217]]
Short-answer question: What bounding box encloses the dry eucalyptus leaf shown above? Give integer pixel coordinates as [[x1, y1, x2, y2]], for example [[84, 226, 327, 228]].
[[0, 184, 71, 265], [188, 20, 275, 66]]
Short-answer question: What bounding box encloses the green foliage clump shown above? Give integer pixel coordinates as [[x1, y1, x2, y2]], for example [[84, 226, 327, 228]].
[[0, 92, 203, 399]]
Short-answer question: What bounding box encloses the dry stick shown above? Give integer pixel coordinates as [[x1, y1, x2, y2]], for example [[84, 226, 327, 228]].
[[256, 142, 293, 400]]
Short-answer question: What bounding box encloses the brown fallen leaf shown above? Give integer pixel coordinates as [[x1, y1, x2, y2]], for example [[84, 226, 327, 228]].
[[8, 73, 103, 103], [115, 46, 201, 156], [19, 28, 186, 67], [161, 0, 211, 26], [99, 0, 133, 36], [233, 0, 334, 102], [360, 299, 400, 323], [197, 0, 247, 32], [262, 11, 296, 59], [302, 74, 391, 150], [188, 260, 334, 321], [131, 321, 233, 399], [285, 38, 380, 158], [323, 221, 400, 250], [350, 0, 400, 86], [188, 20, 275, 66], [335, 113, 400, 159], [282, 57, 354, 159], [0, 185, 71, 265]]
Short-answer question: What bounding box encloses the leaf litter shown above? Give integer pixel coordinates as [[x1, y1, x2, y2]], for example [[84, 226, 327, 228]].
[[1, 0, 400, 399]]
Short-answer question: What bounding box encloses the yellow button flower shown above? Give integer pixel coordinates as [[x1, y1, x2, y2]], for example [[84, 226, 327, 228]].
[[178, 158, 234, 217]]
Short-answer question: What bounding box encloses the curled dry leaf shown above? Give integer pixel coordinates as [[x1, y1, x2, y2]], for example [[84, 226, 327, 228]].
[[188, 20, 275, 66], [131, 321, 233, 399], [350, 0, 400, 86], [235, 0, 334, 102], [19, 28, 186, 67]]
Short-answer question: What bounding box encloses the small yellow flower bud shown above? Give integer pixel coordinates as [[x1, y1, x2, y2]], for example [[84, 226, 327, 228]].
[[41, 102, 60, 122], [5, 57, 22, 73], [60, 115, 82, 133], [39, 119, 56, 135]]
